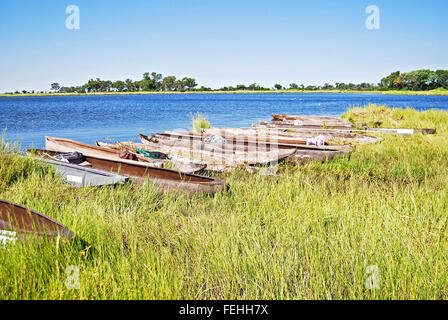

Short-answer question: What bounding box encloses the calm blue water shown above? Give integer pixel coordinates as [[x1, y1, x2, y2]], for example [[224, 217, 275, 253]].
[[1, 93, 448, 149]]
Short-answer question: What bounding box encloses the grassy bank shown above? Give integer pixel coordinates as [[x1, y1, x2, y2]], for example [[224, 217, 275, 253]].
[[1, 88, 448, 98], [1, 104, 448, 299]]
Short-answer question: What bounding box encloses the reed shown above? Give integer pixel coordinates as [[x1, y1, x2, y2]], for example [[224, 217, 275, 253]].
[[192, 113, 211, 132], [1, 104, 448, 299]]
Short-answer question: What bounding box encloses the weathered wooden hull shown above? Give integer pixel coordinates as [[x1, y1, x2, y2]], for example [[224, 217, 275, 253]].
[[0, 199, 74, 243], [144, 132, 351, 164], [272, 114, 350, 122], [160, 131, 351, 152], [202, 128, 358, 150], [257, 122, 436, 135], [45, 136, 165, 166], [270, 115, 353, 127], [94, 140, 206, 174], [139, 134, 296, 167], [259, 121, 354, 130], [29, 149, 229, 196], [249, 126, 381, 145]]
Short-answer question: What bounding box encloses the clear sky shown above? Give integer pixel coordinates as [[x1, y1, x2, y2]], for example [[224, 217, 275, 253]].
[[0, 0, 447, 92]]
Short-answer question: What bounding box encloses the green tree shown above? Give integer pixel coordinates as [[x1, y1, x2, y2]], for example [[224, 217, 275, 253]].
[[140, 72, 163, 91], [112, 80, 126, 92], [248, 83, 259, 91], [50, 83, 60, 92], [181, 77, 197, 90], [162, 76, 177, 91], [435, 70, 448, 89], [403, 70, 436, 91], [274, 84, 283, 90], [125, 79, 135, 91], [289, 83, 299, 90], [380, 71, 401, 88]]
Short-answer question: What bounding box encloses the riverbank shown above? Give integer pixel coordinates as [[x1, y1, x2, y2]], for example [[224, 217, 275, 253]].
[[1, 88, 448, 97], [1, 104, 448, 299]]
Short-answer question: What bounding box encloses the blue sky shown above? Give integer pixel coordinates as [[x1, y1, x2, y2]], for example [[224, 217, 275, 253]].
[[0, 0, 447, 92]]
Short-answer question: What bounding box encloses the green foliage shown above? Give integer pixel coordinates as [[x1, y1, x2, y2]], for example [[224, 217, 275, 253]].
[[274, 84, 283, 90], [7, 68, 448, 96], [191, 113, 211, 132], [1, 105, 448, 299], [380, 69, 448, 91]]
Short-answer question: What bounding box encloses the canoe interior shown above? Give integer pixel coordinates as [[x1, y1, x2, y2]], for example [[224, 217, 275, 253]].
[[151, 132, 345, 152]]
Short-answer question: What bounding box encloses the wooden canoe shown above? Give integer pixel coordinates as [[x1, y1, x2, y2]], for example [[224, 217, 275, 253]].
[[261, 121, 354, 130], [272, 114, 349, 121], [146, 133, 298, 157], [145, 133, 348, 165], [138, 134, 296, 167], [202, 127, 364, 149], [151, 133, 281, 153], [145, 133, 350, 164], [162, 130, 352, 152], [248, 126, 381, 145], [45, 136, 165, 167], [257, 122, 436, 135], [271, 115, 353, 127], [0, 199, 74, 243], [358, 127, 436, 135], [28, 149, 229, 196], [94, 140, 206, 174]]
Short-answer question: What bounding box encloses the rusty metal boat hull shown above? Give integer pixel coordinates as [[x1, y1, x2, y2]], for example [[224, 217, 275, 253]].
[[0, 199, 74, 244]]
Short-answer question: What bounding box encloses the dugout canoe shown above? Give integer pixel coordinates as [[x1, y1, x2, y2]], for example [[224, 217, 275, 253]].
[[150, 133, 278, 153], [160, 131, 352, 152], [202, 127, 361, 149], [94, 140, 206, 174], [138, 134, 296, 167], [143, 133, 350, 164], [0, 199, 74, 243], [261, 121, 354, 130], [29, 149, 228, 196], [271, 114, 352, 127], [248, 126, 381, 145], [45, 136, 165, 167], [257, 122, 436, 135], [272, 114, 349, 122]]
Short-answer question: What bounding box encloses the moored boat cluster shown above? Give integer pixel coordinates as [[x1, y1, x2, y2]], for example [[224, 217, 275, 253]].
[[1, 114, 436, 242]]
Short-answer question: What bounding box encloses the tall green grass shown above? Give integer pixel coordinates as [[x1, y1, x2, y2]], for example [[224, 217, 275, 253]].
[[1, 104, 448, 299], [192, 113, 211, 132]]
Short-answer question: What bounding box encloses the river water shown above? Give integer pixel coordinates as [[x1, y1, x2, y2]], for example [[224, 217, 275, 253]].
[[1, 93, 447, 149]]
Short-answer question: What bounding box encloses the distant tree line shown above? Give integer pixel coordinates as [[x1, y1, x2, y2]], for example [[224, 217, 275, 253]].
[[54, 72, 202, 94], [3, 69, 448, 95], [379, 70, 448, 91], [216, 69, 448, 92]]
